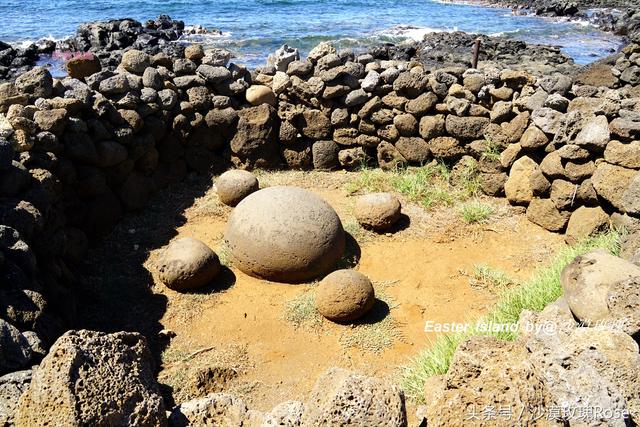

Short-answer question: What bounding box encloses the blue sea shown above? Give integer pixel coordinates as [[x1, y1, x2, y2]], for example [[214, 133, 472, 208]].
[[0, 0, 624, 67]]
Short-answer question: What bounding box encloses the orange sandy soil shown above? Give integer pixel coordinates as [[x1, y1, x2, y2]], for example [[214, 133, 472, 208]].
[[78, 169, 564, 421]]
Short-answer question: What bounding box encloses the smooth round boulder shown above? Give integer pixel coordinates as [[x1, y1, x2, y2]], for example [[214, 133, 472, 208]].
[[156, 238, 221, 291], [224, 186, 345, 283], [316, 270, 375, 323], [216, 170, 259, 206], [354, 192, 401, 231], [246, 85, 277, 106]]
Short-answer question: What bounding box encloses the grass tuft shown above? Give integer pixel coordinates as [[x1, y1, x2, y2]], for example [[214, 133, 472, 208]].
[[345, 162, 479, 210], [339, 281, 402, 353], [469, 264, 516, 290], [400, 229, 622, 402], [283, 287, 322, 329], [459, 200, 494, 223]]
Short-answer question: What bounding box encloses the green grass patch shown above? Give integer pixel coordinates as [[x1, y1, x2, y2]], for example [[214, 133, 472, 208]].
[[481, 136, 502, 161], [459, 200, 494, 223], [346, 161, 479, 210], [401, 229, 622, 402]]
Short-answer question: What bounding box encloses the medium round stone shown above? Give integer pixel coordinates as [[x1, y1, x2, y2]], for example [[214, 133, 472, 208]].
[[184, 44, 205, 61], [354, 192, 401, 231], [120, 49, 151, 74], [224, 186, 345, 283], [316, 269, 375, 323], [216, 170, 259, 206], [246, 85, 277, 106], [156, 238, 221, 291]]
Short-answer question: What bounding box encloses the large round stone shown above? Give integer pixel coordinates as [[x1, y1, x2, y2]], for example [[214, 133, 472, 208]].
[[316, 270, 375, 323], [354, 192, 401, 231], [156, 238, 221, 291], [216, 170, 259, 206], [224, 186, 345, 283]]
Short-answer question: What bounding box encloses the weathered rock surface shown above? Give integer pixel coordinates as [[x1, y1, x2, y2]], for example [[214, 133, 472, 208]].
[[560, 250, 640, 333], [14, 330, 166, 427], [565, 206, 609, 245], [424, 336, 550, 426], [301, 367, 406, 426]]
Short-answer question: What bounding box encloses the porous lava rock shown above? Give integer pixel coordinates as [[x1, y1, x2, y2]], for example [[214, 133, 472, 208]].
[[316, 269, 375, 323], [301, 367, 406, 426], [224, 186, 345, 283], [13, 330, 166, 427], [156, 237, 221, 291], [354, 192, 401, 231], [215, 169, 259, 206]]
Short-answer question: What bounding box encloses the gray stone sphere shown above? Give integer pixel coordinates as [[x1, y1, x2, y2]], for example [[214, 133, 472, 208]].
[[156, 237, 221, 291], [354, 192, 401, 231], [224, 186, 345, 283], [216, 170, 259, 206], [316, 269, 375, 323]]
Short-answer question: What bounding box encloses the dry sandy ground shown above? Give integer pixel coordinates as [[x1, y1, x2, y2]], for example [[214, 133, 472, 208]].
[[79, 169, 565, 420]]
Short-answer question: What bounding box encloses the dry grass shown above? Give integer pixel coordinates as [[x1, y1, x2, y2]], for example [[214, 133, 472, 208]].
[[160, 342, 250, 403]]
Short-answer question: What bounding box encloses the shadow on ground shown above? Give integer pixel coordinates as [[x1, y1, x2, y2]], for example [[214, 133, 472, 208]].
[[336, 232, 362, 269], [74, 173, 221, 372], [355, 298, 390, 325]]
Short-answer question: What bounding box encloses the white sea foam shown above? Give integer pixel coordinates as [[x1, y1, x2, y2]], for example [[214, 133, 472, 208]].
[[378, 25, 458, 41]]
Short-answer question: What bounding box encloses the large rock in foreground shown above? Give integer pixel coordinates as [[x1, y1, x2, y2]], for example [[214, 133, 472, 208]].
[[14, 330, 167, 427], [224, 186, 345, 283], [301, 367, 406, 426], [424, 336, 549, 426], [560, 250, 640, 334]]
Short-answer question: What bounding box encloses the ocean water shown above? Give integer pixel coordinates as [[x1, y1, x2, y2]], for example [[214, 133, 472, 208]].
[[0, 0, 623, 67]]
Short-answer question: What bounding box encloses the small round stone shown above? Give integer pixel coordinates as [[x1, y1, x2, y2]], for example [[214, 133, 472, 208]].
[[156, 237, 221, 291], [224, 186, 345, 283], [216, 170, 259, 206], [246, 85, 277, 106], [354, 192, 401, 231], [316, 269, 375, 323]]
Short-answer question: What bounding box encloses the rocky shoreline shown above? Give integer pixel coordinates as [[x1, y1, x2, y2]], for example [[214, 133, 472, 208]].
[[0, 10, 620, 85], [0, 10, 639, 427], [444, 0, 640, 42]]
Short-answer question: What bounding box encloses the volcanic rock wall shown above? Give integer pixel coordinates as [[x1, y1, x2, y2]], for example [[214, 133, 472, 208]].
[[0, 38, 639, 377]]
